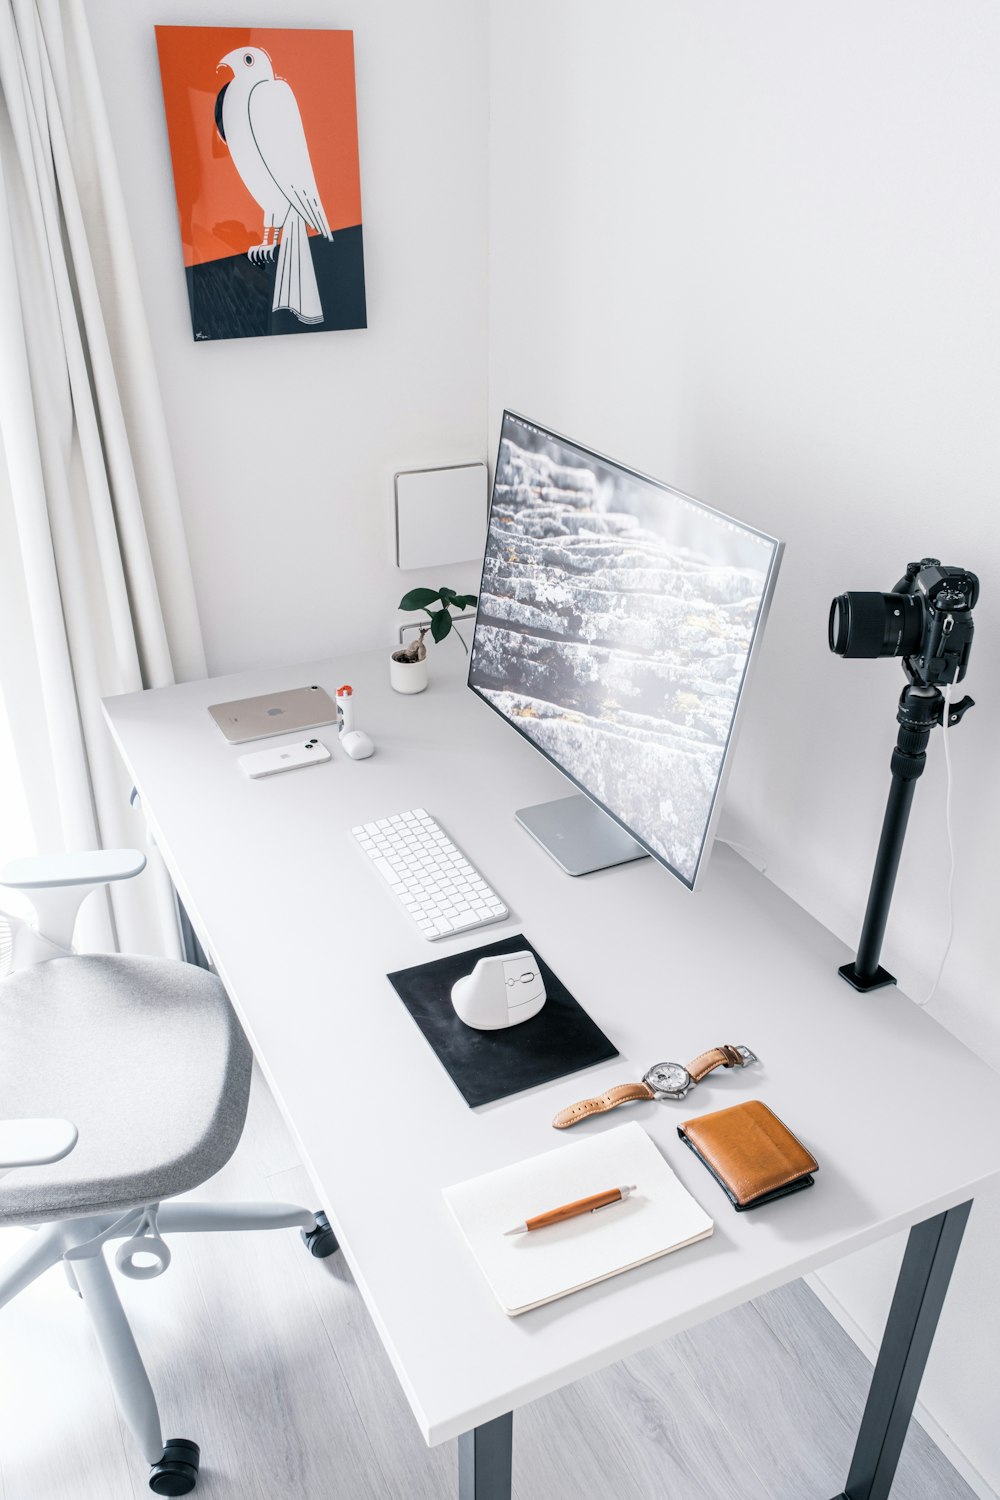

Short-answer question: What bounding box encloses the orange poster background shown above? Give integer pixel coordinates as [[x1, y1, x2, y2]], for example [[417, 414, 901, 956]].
[[155, 26, 363, 269]]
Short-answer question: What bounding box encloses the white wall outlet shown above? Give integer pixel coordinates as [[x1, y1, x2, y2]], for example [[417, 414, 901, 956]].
[[394, 462, 488, 570]]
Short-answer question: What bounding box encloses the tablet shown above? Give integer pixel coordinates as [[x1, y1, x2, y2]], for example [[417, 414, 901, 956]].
[[208, 685, 338, 744]]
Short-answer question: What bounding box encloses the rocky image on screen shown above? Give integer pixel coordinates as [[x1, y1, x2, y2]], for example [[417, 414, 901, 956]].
[[469, 431, 774, 885]]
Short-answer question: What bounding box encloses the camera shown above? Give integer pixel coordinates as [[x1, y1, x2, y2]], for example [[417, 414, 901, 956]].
[[828, 558, 978, 686]]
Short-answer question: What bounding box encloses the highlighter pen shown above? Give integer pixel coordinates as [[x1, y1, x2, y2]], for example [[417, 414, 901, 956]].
[[336, 684, 355, 735], [504, 1185, 636, 1236]]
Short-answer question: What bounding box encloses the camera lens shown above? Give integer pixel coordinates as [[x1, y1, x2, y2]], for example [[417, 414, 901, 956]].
[[828, 592, 923, 659]]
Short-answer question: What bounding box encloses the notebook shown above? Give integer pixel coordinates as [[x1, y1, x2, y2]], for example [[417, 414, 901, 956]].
[[443, 1122, 713, 1316]]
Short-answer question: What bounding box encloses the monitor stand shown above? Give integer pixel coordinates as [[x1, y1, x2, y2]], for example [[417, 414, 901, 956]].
[[515, 794, 649, 877]]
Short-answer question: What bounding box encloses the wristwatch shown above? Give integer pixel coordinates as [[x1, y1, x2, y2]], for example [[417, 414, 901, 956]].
[[552, 1045, 758, 1129]]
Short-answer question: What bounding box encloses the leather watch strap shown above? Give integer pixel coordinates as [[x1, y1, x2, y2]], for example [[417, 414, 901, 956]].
[[686, 1045, 744, 1082], [552, 1081, 656, 1130]]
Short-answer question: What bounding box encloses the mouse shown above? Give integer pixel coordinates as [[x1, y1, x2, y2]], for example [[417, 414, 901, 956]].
[[451, 951, 546, 1030], [340, 729, 374, 760]]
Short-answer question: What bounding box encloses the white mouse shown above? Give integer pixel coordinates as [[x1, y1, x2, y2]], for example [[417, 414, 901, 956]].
[[451, 951, 546, 1030], [340, 729, 374, 760]]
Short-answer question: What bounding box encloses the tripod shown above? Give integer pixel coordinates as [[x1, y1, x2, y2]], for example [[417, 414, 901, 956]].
[[839, 680, 973, 991]]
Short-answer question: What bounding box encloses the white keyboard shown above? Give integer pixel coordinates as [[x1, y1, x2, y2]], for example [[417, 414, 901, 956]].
[[351, 809, 509, 941]]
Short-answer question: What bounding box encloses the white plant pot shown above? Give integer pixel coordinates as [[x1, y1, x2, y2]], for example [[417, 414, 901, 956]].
[[390, 650, 429, 694]]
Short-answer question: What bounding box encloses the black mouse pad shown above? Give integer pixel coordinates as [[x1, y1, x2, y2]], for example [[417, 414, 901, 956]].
[[386, 933, 618, 1108]]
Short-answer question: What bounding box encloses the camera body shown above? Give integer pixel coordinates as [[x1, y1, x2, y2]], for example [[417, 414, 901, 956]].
[[829, 558, 978, 686]]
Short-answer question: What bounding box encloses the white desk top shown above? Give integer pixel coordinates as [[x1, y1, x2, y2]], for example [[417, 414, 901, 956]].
[[104, 651, 1000, 1445]]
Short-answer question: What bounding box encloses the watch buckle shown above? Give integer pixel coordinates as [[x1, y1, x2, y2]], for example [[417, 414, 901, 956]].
[[733, 1046, 759, 1067]]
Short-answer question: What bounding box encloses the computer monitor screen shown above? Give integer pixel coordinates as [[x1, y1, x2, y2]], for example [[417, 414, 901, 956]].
[[467, 412, 782, 890]]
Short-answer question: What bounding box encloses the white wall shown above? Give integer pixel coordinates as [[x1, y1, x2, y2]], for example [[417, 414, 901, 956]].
[[489, 2, 1000, 1492], [84, 0, 489, 677]]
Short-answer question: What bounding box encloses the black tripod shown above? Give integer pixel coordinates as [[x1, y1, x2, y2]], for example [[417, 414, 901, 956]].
[[839, 681, 973, 991]]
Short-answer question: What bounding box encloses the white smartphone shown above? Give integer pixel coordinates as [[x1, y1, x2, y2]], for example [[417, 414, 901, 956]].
[[238, 740, 332, 780]]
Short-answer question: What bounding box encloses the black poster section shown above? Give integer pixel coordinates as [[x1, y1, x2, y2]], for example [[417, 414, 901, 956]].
[[185, 229, 367, 341]]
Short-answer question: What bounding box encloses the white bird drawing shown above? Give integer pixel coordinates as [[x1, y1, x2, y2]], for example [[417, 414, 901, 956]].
[[215, 46, 333, 324]]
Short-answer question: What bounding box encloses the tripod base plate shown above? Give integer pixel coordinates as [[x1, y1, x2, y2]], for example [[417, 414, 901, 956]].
[[839, 961, 897, 993]]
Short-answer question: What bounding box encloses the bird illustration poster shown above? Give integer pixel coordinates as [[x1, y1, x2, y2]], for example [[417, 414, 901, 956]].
[[155, 27, 366, 341]]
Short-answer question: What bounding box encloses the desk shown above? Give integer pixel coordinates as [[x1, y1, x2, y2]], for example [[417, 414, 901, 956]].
[[104, 650, 1000, 1500]]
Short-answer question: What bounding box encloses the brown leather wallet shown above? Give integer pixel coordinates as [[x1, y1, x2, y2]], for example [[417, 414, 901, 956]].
[[678, 1100, 818, 1212]]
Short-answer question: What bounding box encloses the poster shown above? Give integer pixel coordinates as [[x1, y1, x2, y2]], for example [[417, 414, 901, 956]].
[[155, 26, 367, 341]]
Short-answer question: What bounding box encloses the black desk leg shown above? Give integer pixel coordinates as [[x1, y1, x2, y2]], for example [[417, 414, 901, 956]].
[[458, 1413, 513, 1500], [831, 1200, 972, 1500], [175, 890, 210, 970]]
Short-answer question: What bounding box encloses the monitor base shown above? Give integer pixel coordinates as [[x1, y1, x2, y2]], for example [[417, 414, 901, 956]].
[[515, 794, 649, 876]]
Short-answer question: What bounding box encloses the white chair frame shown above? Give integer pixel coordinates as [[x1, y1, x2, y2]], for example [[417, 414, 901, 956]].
[[0, 851, 335, 1496]]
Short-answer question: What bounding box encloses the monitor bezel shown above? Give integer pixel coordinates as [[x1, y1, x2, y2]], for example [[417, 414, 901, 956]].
[[466, 410, 783, 892]]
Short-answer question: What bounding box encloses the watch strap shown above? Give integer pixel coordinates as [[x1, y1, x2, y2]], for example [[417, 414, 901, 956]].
[[686, 1045, 745, 1082], [552, 1081, 656, 1130]]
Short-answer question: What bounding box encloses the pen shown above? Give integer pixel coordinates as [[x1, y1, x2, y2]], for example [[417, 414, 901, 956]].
[[504, 1185, 637, 1236]]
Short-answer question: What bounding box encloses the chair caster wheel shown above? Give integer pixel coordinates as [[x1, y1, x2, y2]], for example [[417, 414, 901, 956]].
[[149, 1437, 200, 1495], [301, 1210, 339, 1258]]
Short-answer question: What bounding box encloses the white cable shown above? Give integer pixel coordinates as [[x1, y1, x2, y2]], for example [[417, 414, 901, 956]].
[[918, 679, 956, 1007]]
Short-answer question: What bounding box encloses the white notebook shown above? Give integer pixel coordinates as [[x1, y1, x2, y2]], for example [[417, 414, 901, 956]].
[[443, 1122, 713, 1316]]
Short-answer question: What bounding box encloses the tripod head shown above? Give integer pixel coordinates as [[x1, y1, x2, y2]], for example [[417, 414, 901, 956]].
[[894, 681, 974, 763]]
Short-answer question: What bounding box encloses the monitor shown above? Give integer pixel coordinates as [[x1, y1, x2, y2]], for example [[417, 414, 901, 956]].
[[467, 411, 783, 891]]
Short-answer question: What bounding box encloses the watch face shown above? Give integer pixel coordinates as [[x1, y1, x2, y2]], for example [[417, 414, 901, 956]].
[[644, 1062, 692, 1097]]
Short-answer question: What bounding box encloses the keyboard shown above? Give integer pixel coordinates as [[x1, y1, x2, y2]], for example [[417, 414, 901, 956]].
[[351, 809, 509, 940]]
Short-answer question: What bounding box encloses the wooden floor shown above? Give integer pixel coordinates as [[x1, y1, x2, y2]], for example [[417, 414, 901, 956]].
[[0, 1067, 974, 1500]]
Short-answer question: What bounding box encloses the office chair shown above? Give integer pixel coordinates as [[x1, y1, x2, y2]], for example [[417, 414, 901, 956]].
[[0, 850, 338, 1496]]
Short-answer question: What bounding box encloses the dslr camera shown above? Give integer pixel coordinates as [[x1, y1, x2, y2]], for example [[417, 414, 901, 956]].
[[828, 557, 978, 687]]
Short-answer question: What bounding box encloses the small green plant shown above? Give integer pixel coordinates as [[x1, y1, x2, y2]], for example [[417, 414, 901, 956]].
[[395, 586, 478, 662]]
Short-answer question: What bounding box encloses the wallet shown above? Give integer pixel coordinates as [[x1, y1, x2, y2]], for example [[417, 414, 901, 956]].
[[678, 1099, 818, 1212]]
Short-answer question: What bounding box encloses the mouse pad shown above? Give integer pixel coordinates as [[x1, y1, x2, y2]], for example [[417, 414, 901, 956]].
[[386, 933, 618, 1108]]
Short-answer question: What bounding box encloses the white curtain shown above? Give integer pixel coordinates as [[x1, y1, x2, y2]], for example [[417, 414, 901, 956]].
[[0, 0, 206, 956]]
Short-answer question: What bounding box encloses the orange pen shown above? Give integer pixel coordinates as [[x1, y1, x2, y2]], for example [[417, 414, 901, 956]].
[[504, 1185, 636, 1236]]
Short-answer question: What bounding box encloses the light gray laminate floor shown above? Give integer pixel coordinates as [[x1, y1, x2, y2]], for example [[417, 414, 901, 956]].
[[0, 1067, 975, 1500]]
